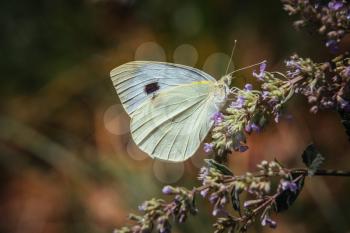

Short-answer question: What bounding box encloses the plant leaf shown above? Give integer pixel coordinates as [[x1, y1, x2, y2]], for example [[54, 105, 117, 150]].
[[275, 173, 304, 212], [205, 159, 233, 176], [301, 144, 324, 175], [230, 188, 241, 213]]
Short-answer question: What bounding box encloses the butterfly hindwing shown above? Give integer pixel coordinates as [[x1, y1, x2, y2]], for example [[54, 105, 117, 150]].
[[130, 82, 218, 161]]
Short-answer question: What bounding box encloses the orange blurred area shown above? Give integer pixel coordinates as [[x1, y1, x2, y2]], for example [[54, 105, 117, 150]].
[[1, 1, 350, 233]]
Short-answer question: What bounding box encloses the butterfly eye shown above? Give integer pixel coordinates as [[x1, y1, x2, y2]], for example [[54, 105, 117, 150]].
[[144, 82, 160, 95]]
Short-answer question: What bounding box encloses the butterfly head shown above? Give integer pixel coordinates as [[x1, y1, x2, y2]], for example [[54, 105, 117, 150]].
[[213, 76, 231, 108], [220, 74, 232, 87]]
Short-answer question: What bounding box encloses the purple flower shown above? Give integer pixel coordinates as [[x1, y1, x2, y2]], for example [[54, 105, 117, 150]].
[[178, 214, 187, 223], [253, 62, 267, 80], [251, 123, 260, 132], [338, 98, 350, 111], [198, 167, 209, 182], [281, 180, 298, 193], [286, 68, 301, 78], [261, 91, 269, 100], [274, 112, 281, 123], [326, 39, 339, 53], [245, 123, 252, 133], [162, 185, 174, 195], [138, 202, 147, 211], [211, 112, 224, 125], [245, 123, 260, 133], [212, 207, 227, 216], [203, 143, 214, 153], [209, 193, 218, 204], [244, 83, 253, 91], [328, 1, 343, 10], [239, 145, 248, 152], [200, 188, 209, 197], [230, 96, 245, 109], [344, 66, 350, 77], [159, 226, 171, 233], [285, 60, 296, 67], [261, 216, 277, 229]]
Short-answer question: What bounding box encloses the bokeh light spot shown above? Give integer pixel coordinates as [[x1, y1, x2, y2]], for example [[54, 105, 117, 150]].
[[134, 41, 166, 61], [153, 160, 184, 183], [126, 140, 148, 161], [202, 52, 234, 78], [173, 44, 198, 66], [104, 104, 130, 135]]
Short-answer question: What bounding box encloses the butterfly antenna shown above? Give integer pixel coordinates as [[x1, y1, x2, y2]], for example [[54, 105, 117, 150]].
[[225, 40, 237, 75], [227, 60, 267, 78]]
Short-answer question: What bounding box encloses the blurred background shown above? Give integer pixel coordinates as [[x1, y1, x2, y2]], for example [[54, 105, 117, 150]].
[[1, 0, 350, 233]]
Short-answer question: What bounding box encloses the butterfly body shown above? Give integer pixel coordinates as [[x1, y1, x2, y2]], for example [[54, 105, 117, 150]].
[[110, 61, 229, 162]]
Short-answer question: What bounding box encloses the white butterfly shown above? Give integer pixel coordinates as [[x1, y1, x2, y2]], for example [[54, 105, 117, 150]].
[[110, 61, 231, 162]]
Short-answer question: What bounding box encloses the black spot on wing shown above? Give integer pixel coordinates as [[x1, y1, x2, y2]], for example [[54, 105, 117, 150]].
[[144, 82, 160, 95]]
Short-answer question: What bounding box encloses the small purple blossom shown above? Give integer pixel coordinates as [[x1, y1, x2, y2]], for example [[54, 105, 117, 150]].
[[245, 123, 252, 133], [253, 62, 267, 80], [286, 68, 301, 78], [245, 123, 260, 133], [326, 39, 339, 53], [239, 145, 248, 152], [198, 167, 209, 181], [138, 202, 147, 211], [230, 96, 245, 109], [178, 214, 186, 223], [244, 83, 253, 91], [338, 97, 350, 111], [261, 216, 277, 229], [212, 207, 227, 216], [209, 193, 218, 204], [203, 143, 214, 153], [200, 188, 209, 197], [159, 226, 171, 233], [281, 180, 298, 193], [267, 96, 279, 108], [211, 112, 224, 125], [274, 112, 281, 123], [261, 91, 269, 100], [251, 123, 260, 132], [162, 185, 174, 195], [328, 1, 343, 11], [285, 59, 296, 67]]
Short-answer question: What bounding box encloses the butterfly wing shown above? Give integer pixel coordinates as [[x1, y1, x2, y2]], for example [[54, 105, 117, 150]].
[[110, 61, 216, 115], [130, 81, 218, 161], [110, 61, 220, 162]]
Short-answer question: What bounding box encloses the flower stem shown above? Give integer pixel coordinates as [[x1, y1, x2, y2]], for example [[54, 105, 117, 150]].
[[291, 168, 350, 177], [313, 169, 350, 177]]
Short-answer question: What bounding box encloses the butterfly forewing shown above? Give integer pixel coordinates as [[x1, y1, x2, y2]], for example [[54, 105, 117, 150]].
[[110, 61, 216, 115]]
